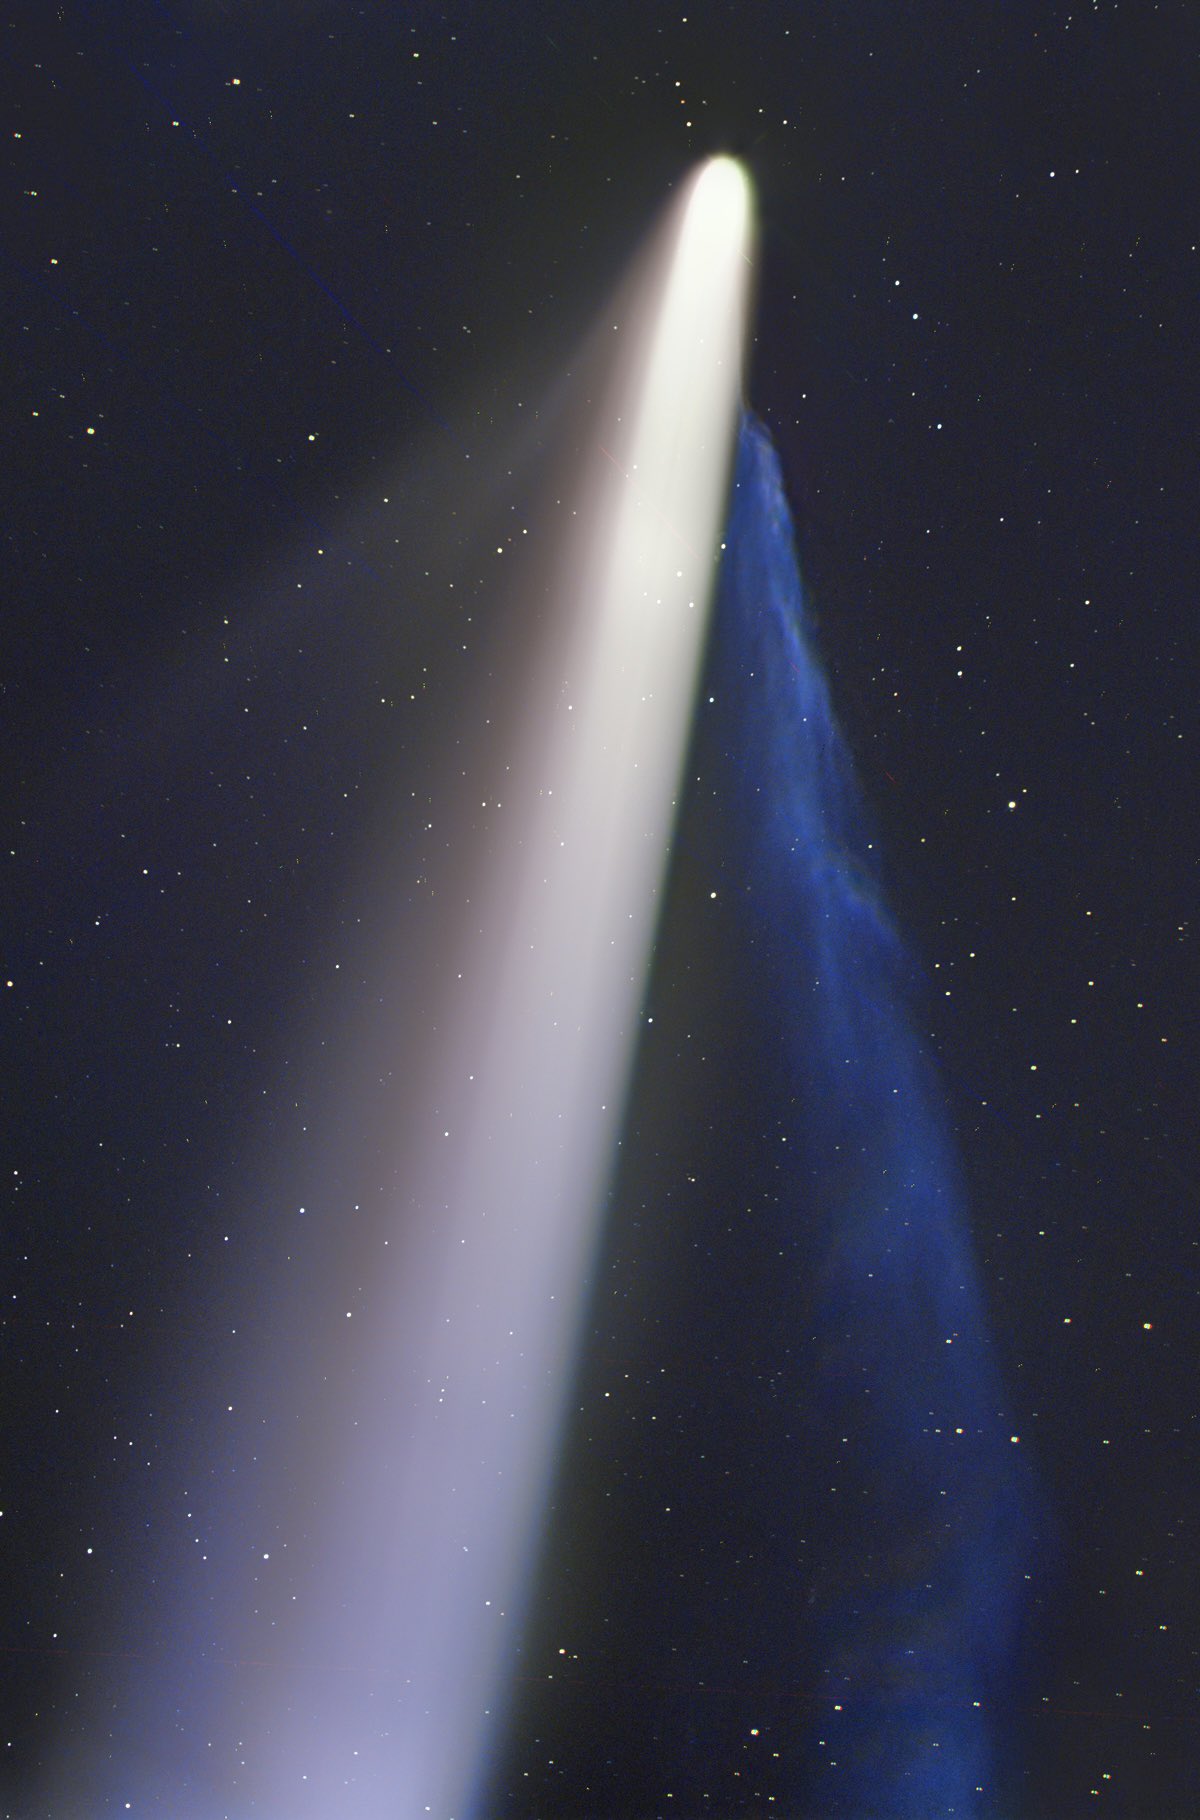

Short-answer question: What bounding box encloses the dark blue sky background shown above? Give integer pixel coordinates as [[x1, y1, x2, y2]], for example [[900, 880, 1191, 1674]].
[[3, 4, 1197, 1814]]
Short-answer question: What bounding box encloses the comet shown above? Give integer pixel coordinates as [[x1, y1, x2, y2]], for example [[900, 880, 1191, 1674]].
[[36, 158, 754, 1818]]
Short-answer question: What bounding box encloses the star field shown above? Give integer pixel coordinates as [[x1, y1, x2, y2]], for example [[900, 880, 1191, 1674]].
[[3, 4, 1197, 1815]]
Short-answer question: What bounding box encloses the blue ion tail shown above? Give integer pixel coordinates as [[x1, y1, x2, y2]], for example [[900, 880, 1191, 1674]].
[[713, 413, 1043, 1816]]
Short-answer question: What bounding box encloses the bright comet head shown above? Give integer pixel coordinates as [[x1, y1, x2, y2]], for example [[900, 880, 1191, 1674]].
[[689, 154, 752, 245]]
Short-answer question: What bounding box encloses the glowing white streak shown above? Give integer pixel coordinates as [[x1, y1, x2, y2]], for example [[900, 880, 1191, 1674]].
[[243, 159, 751, 1818], [251, 155, 749, 1820]]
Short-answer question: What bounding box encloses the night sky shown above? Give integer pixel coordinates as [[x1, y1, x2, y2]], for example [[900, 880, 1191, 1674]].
[[4, 4, 1198, 1817]]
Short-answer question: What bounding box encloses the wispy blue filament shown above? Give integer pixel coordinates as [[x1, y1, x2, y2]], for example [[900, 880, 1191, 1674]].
[[713, 414, 1040, 1814]]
